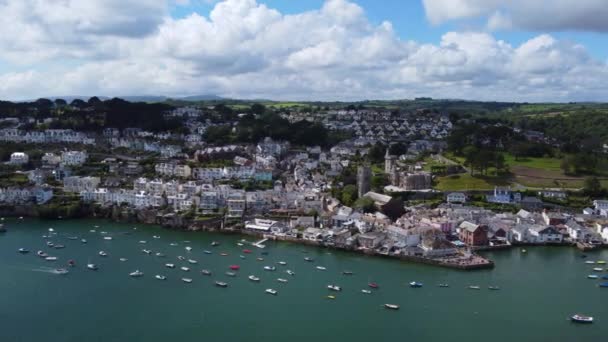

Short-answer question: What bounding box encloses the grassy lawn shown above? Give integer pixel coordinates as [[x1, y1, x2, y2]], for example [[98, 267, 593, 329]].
[[503, 154, 562, 171], [434, 173, 510, 191]]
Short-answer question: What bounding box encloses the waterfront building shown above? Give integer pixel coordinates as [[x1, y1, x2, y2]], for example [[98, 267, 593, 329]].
[[458, 221, 489, 246]]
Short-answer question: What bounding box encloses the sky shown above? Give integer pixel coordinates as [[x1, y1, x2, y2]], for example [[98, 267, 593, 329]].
[[0, 0, 607, 102]]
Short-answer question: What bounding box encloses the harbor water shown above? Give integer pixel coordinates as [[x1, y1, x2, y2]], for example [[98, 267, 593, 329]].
[[1, 218, 607, 342]]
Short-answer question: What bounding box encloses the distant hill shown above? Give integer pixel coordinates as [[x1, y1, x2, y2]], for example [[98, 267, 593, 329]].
[[26, 94, 225, 103]]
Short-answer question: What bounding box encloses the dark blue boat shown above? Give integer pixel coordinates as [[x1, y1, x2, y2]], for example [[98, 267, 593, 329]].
[[602, 275, 608, 280], [599, 282, 608, 288]]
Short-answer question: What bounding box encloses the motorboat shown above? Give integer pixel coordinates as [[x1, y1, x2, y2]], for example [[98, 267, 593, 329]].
[[187, 259, 198, 264], [203, 250, 212, 254], [46, 241, 54, 247], [155, 275, 167, 280], [81, 239, 87, 244], [230, 265, 240, 270], [602, 275, 608, 280], [316, 266, 327, 271], [220, 253, 228, 257], [177, 256, 186, 261], [327, 285, 342, 291], [119, 258, 128, 262], [54, 268, 69, 275], [155, 253, 165, 257], [87, 263, 98, 270], [277, 278, 288, 283], [18, 248, 29, 254], [165, 263, 175, 268], [240, 255, 245, 259], [248, 275, 260, 282], [201, 269, 212, 275], [438, 284, 449, 288], [286, 270, 295, 276], [142, 249, 152, 255], [215, 281, 228, 288], [304, 257, 314, 262], [45, 256, 57, 261], [129, 270, 144, 277], [170, 243, 178, 246], [153, 235, 160, 239], [139, 240, 147, 244], [592, 268, 604, 272], [37, 251, 48, 258], [265, 289, 278, 295], [180, 266, 190, 272], [521, 249, 527, 253], [585, 261, 595, 264], [326, 295, 336, 300], [264, 266, 276, 271], [342, 271, 354, 275], [384, 304, 400, 310], [237, 243, 244, 247], [185, 246, 192, 252], [409, 281, 423, 288], [211, 241, 220, 247], [54, 244, 65, 249], [571, 314, 593, 323], [488, 286, 501, 290], [588, 275, 599, 279], [597, 260, 606, 264], [361, 289, 371, 294], [257, 257, 264, 261], [468, 285, 481, 290], [278, 261, 287, 265], [225, 272, 237, 277], [182, 278, 193, 283], [103, 237, 112, 241], [368, 283, 379, 289], [98, 251, 108, 257], [597, 282, 608, 288]]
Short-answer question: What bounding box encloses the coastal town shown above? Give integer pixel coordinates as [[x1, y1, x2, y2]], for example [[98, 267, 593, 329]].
[[1, 98, 607, 270]]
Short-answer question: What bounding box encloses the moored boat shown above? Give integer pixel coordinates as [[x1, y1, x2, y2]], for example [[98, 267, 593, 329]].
[[180, 266, 190, 272], [585, 261, 595, 264], [265, 288, 278, 295], [98, 251, 107, 257], [87, 263, 98, 270], [248, 275, 260, 282], [597, 260, 606, 264], [587, 275, 599, 279], [203, 250, 212, 254], [326, 295, 336, 299], [361, 289, 372, 294], [571, 314, 593, 323], [243, 249, 252, 254], [277, 278, 288, 283], [103, 237, 112, 241], [54, 268, 69, 275], [468, 285, 481, 290], [182, 278, 193, 283], [592, 267, 603, 272], [45, 256, 57, 261], [286, 270, 295, 276], [488, 286, 501, 290], [327, 285, 342, 291], [53, 244, 65, 249], [187, 259, 198, 264], [142, 249, 152, 255], [165, 263, 175, 268], [229, 265, 240, 270], [438, 284, 449, 288], [155, 275, 167, 280], [201, 269, 212, 275], [37, 250, 48, 258], [67, 259, 75, 267], [409, 281, 423, 288], [264, 266, 276, 271], [342, 271, 354, 275], [368, 283, 379, 289], [81, 239, 87, 244], [155, 253, 165, 257], [220, 253, 228, 256], [129, 270, 143, 277], [225, 272, 236, 277], [384, 304, 400, 310], [316, 266, 326, 271], [215, 281, 228, 288], [598, 282, 608, 288], [211, 241, 220, 247], [185, 246, 192, 252], [304, 257, 314, 262], [278, 261, 287, 265], [177, 256, 186, 261], [18, 248, 29, 254]]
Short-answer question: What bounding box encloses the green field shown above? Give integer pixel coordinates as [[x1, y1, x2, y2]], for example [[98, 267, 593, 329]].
[[434, 173, 510, 191], [503, 154, 562, 171]]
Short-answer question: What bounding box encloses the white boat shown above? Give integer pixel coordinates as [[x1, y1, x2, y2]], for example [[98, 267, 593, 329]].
[[182, 278, 193, 283], [170, 243, 178, 246], [468, 285, 481, 290], [142, 249, 152, 255], [265, 288, 278, 295], [103, 237, 112, 241], [185, 246, 192, 251], [45, 256, 57, 261], [327, 285, 342, 291], [384, 304, 400, 310], [188, 259, 198, 264], [48, 228, 54, 232], [571, 314, 594, 323], [215, 281, 228, 287], [153, 235, 160, 239], [409, 282, 423, 288], [165, 263, 175, 268], [53, 244, 65, 249], [278, 261, 287, 265], [155, 253, 165, 257], [264, 266, 276, 271], [226, 272, 236, 277], [588, 274, 599, 279], [98, 251, 108, 257], [248, 275, 260, 282], [177, 256, 186, 261], [277, 278, 288, 283], [488, 286, 501, 290], [46, 241, 54, 247], [237, 243, 244, 246], [54, 268, 69, 275], [119, 258, 128, 262], [201, 269, 212, 275], [286, 270, 295, 276], [129, 270, 144, 277], [18, 248, 29, 254], [37, 250, 48, 258], [361, 289, 372, 294], [87, 263, 98, 270], [585, 261, 595, 264], [316, 266, 327, 271], [593, 267, 603, 272], [81, 239, 87, 243], [180, 266, 190, 272], [139, 240, 147, 244]]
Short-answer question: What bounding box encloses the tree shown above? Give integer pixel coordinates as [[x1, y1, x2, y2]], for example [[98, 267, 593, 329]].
[[250, 103, 266, 115], [388, 142, 407, 156], [368, 142, 386, 164], [354, 197, 376, 213], [583, 177, 601, 196], [371, 174, 388, 191], [341, 185, 358, 206]]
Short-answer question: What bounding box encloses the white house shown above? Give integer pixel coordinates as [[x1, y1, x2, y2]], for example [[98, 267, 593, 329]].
[[529, 225, 563, 243], [446, 192, 466, 204], [41, 153, 61, 165], [61, 151, 87, 166], [10, 152, 28, 165]]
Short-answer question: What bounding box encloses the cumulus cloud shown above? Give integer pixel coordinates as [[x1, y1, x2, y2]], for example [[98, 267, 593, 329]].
[[423, 0, 608, 32], [0, 0, 607, 102]]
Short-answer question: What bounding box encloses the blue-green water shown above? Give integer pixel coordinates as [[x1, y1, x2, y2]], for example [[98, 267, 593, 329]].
[[1, 218, 607, 342]]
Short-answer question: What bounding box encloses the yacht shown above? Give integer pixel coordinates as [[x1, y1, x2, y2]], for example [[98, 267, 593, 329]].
[[264, 266, 276, 271], [201, 269, 212, 275], [265, 289, 278, 295], [155, 275, 167, 280], [304, 257, 314, 262], [54, 268, 69, 275], [278, 261, 287, 265], [87, 263, 98, 270], [409, 281, 423, 288], [182, 278, 193, 283], [18, 248, 29, 254], [327, 285, 342, 291], [129, 270, 144, 277], [361, 289, 372, 294], [571, 314, 593, 323], [103, 237, 112, 241], [180, 266, 190, 272], [286, 270, 295, 276], [120, 258, 128, 262], [316, 266, 327, 271], [215, 281, 228, 288], [187, 259, 198, 264], [468, 285, 481, 290], [165, 263, 175, 268], [248, 275, 260, 282], [45, 256, 57, 261], [98, 251, 108, 257], [384, 304, 400, 310]]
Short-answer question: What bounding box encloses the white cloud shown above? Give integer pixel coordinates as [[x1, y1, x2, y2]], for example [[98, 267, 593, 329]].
[[423, 0, 608, 32], [0, 0, 606, 102]]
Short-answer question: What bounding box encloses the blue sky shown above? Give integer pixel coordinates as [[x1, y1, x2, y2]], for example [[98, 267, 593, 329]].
[[0, 0, 607, 101]]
